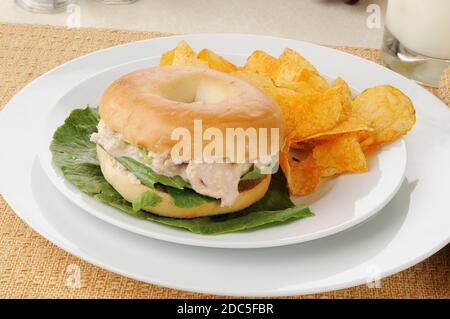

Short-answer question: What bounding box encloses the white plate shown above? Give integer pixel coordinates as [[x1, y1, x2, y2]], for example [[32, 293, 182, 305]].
[[37, 56, 406, 249], [1, 34, 449, 296]]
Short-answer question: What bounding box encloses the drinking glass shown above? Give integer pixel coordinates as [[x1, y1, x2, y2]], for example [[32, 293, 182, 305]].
[[382, 0, 450, 87]]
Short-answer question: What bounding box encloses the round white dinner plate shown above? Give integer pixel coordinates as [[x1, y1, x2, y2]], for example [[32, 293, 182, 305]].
[[0, 34, 449, 296], [37, 55, 406, 249]]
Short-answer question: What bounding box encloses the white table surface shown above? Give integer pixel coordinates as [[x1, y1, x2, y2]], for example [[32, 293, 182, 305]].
[[1, 0, 386, 48]]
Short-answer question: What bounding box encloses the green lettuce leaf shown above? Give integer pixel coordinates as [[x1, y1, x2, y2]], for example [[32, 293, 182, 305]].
[[115, 156, 189, 189], [131, 191, 162, 212], [241, 156, 279, 181], [115, 155, 215, 208], [138, 147, 154, 162], [240, 165, 263, 181], [165, 187, 216, 208], [50, 107, 314, 235], [50, 107, 104, 195]]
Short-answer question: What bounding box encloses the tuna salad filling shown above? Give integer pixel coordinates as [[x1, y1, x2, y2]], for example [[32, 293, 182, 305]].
[[90, 121, 273, 207]]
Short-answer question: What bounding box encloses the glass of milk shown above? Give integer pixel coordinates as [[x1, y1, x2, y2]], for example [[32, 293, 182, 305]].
[[383, 0, 450, 87], [15, 0, 72, 13]]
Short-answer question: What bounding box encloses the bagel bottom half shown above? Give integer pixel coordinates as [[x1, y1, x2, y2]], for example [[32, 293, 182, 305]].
[[97, 146, 271, 218]]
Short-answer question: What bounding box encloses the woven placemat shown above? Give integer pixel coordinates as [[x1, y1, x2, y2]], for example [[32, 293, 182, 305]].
[[0, 23, 449, 299]]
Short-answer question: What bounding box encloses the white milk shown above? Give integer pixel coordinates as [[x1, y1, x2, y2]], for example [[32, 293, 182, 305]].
[[386, 0, 450, 60]]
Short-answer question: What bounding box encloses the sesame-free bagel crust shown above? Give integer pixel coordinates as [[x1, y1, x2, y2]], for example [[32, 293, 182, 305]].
[[99, 66, 284, 160]]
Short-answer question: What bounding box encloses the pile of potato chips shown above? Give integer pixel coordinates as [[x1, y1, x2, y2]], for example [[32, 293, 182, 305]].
[[160, 41, 416, 196]]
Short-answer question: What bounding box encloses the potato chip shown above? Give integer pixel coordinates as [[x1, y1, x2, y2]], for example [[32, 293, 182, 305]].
[[197, 49, 237, 73], [302, 115, 372, 142], [352, 85, 416, 148], [289, 78, 369, 143], [277, 48, 318, 75], [273, 80, 317, 95], [312, 133, 368, 177], [331, 77, 353, 120], [290, 142, 308, 150], [160, 49, 175, 66], [270, 53, 312, 84], [230, 70, 275, 89], [159, 40, 207, 67], [244, 49, 328, 92], [262, 87, 337, 141], [332, 77, 352, 100], [280, 144, 320, 196], [240, 51, 348, 142], [362, 143, 381, 156], [285, 78, 359, 143], [277, 85, 351, 140], [243, 50, 278, 75], [269, 48, 329, 92], [261, 86, 308, 137], [307, 74, 330, 92]]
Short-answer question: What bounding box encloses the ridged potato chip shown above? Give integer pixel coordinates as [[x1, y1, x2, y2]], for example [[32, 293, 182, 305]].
[[244, 48, 328, 93], [306, 74, 330, 93], [160, 49, 175, 66], [280, 144, 320, 196], [352, 85, 415, 148], [274, 48, 318, 77], [270, 48, 328, 92], [230, 70, 275, 89], [299, 78, 371, 142], [159, 41, 207, 67], [235, 70, 359, 147], [362, 143, 381, 156], [285, 86, 351, 140], [244, 50, 278, 75], [274, 81, 317, 95], [312, 133, 368, 177], [301, 115, 372, 143], [197, 49, 237, 73], [331, 77, 353, 120]]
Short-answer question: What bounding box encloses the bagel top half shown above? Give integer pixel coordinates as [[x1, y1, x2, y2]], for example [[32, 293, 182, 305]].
[[99, 66, 285, 158]]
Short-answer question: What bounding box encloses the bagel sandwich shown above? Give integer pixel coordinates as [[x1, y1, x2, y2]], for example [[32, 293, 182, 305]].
[[90, 66, 285, 218]]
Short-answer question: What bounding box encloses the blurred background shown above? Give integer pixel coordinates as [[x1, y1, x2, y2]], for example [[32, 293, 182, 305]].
[[2, 0, 386, 48]]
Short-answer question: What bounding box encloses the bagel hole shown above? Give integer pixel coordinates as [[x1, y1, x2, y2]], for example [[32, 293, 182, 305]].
[[161, 76, 232, 104]]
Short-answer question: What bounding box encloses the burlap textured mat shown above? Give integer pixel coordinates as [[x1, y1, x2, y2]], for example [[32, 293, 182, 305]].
[[0, 23, 449, 298]]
